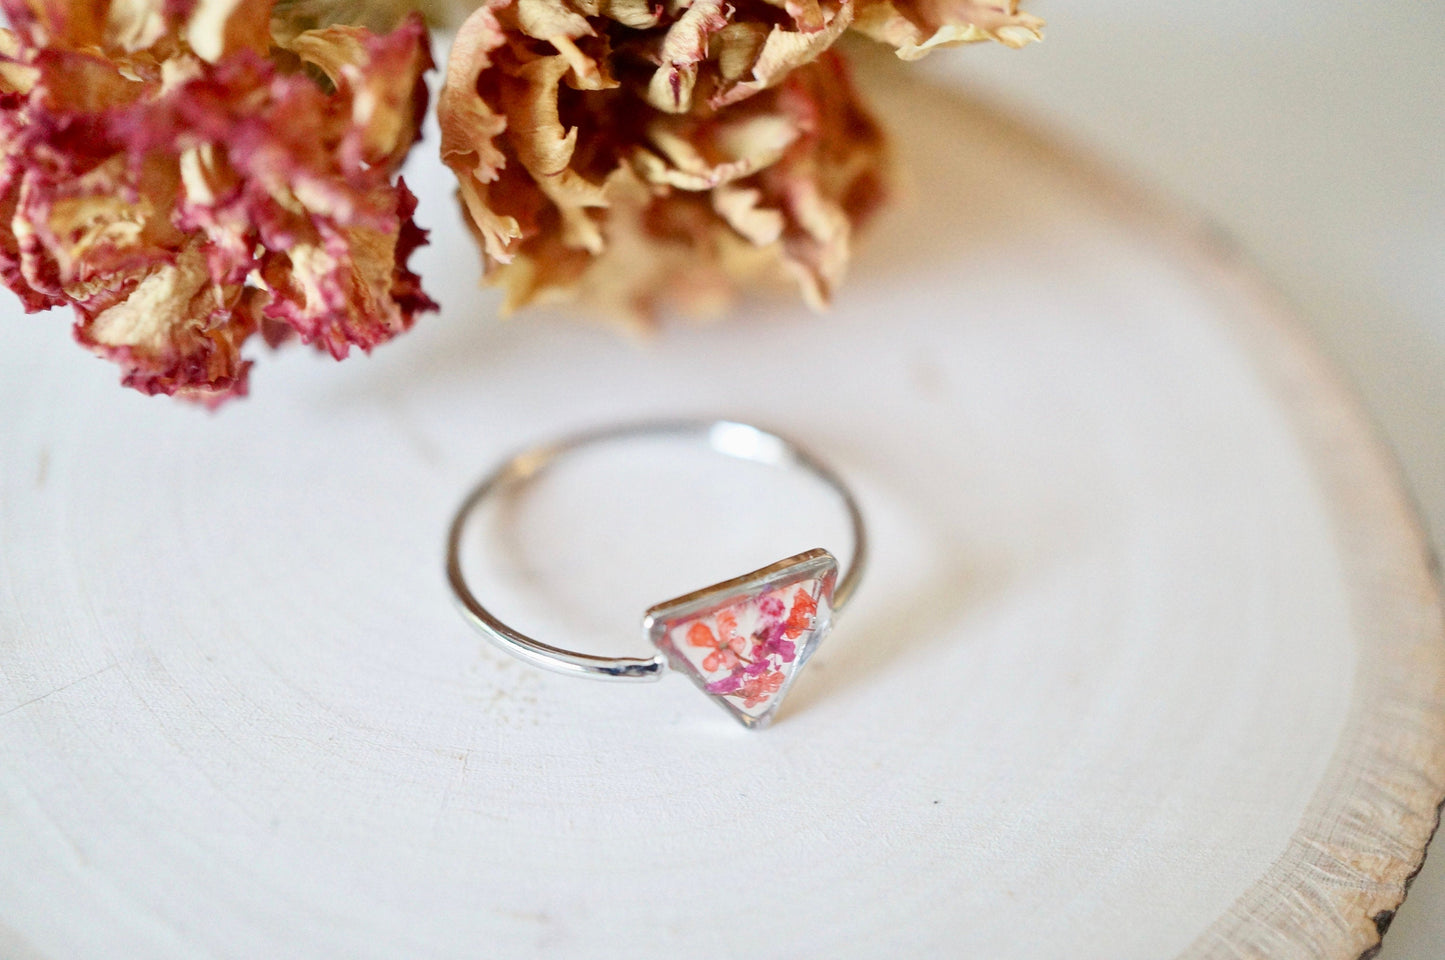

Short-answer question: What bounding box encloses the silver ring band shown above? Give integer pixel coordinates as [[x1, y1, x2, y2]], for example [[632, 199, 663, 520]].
[[445, 420, 867, 714]]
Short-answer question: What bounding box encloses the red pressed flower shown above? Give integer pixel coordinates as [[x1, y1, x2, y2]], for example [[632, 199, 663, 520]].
[[0, 0, 435, 403], [687, 618, 746, 673], [783, 587, 818, 640]]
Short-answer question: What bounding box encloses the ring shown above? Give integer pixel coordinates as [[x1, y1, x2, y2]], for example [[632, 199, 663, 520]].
[[445, 420, 867, 729]]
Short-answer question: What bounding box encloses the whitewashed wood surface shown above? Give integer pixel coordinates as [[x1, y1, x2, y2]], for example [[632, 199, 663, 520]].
[[1, 55, 1442, 960]]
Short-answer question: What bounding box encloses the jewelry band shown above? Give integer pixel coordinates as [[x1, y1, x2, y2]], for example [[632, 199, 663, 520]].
[[445, 420, 867, 727]]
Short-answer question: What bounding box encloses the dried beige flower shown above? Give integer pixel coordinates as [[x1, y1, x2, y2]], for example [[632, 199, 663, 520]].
[[418, 0, 1043, 55], [439, 0, 889, 322], [0, 0, 434, 402], [853, 0, 1043, 60]]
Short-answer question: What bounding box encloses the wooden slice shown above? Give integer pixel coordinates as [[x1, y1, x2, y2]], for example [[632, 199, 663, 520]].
[[0, 51, 1441, 960]]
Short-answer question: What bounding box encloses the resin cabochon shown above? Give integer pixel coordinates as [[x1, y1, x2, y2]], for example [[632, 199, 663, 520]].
[[647, 550, 838, 728]]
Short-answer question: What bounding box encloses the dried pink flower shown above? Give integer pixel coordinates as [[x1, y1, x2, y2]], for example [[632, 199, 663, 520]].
[[0, 0, 435, 403], [439, 0, 890, 322]]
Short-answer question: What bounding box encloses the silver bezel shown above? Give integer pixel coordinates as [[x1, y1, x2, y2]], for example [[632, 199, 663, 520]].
[[644, 549, 839, 728], [643, 549, 839, 638]]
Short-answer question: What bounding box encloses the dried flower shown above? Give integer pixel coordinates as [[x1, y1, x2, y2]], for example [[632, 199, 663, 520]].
[[438, 0, 889, 323], [0, 0, 435, 403], [750, 621, 796, 666], [688, 619, 747, 672], [853, 0, 1043, 61], [4, 0, 1042, 400], [416, 0, 1044, 57], [737, 669, 784, 708], [782, 585, 817, 639], [697, 587, 812, 705]]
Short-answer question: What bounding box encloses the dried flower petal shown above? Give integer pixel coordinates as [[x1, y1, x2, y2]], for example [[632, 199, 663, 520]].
[[852, 0, 1043, 60], [439, 0, 889, 323], [0, 0, 435, 402]]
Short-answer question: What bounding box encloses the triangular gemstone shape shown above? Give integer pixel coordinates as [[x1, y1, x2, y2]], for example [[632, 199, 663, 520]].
[[645, 549, 838, 729]]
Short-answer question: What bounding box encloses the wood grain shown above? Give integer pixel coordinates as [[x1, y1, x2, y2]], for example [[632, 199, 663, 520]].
[[0, 50, 1441, 960]]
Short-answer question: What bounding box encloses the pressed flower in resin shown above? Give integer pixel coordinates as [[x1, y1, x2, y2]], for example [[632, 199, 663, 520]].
[[649, 550, 838, 728]]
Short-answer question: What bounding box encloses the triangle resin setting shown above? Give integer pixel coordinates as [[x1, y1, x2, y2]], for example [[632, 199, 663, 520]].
[[645, 549, 838, 729]]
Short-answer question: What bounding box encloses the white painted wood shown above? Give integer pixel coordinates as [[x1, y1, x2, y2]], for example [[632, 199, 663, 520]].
[[0, 54, 1441, 960]]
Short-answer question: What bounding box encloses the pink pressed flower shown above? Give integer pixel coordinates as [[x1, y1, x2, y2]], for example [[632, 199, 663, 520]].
[[0, 0, 435, 403], [706, 673, 743, 696], [687, 619, 746, 673], [750, 619, 796, 666], [737, 670, 785, 708]]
